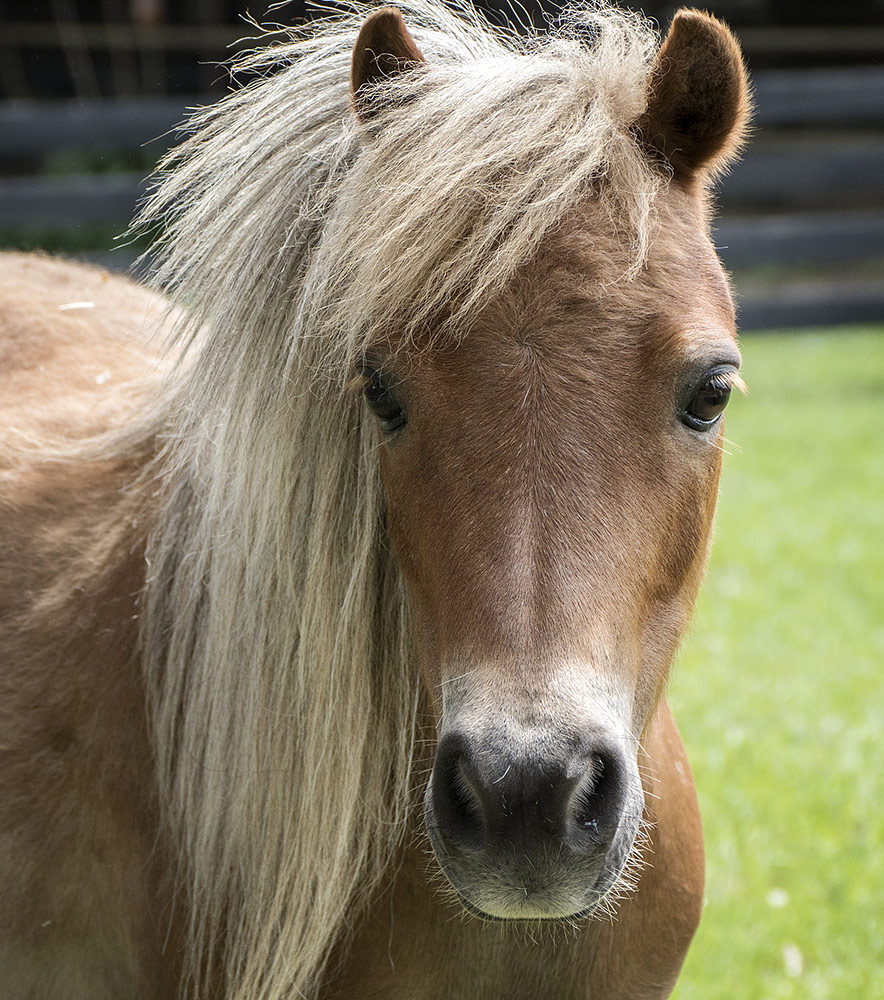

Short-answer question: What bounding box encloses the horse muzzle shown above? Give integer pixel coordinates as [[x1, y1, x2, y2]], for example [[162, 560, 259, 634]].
[[424, 727, 644, 920]]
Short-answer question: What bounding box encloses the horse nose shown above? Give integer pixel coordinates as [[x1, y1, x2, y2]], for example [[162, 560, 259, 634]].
[[431, 731, 630, 852]]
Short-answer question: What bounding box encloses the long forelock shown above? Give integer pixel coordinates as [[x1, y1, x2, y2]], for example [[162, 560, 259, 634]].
[[139, 0, 663, 377]]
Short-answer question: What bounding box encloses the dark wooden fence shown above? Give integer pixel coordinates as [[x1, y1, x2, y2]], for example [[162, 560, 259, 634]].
[[1, 65, 883, 329], [714, 65, 884, 328]]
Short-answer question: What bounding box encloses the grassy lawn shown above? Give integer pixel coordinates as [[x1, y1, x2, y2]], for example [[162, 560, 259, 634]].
[[670, 328, 884, 999]]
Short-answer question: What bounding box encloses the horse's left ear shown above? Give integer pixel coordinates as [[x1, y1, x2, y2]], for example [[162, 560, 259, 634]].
[[638, 9, 750, 179], [350, 7, 426, 122]]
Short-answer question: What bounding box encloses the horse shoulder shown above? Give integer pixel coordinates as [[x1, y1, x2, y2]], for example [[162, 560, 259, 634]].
[[0, 253, 181, 999], [0, 252, 171, 444]]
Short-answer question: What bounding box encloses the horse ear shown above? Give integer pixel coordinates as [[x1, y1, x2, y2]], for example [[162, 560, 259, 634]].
[[350, 7, 426, 122], [638, 9, 750, 179]]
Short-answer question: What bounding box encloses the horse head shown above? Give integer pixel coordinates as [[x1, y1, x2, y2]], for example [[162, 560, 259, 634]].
[[349, 6, 748, 922]]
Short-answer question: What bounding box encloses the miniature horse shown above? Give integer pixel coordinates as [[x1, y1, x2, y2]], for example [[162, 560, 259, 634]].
[[0, 3, 749, 998]]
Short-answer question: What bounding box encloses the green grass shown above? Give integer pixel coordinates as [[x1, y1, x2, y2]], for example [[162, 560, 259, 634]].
[[670, 328, 884, 999]]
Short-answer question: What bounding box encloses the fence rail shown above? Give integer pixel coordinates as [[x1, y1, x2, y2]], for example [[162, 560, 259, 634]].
[[2, 65, 882, 153], [0, 99, 188, 157], [715, 211, 884, 267], [721, 139, 884, 211], [751, 66, 884, 128], [5, 21, 884, 57]]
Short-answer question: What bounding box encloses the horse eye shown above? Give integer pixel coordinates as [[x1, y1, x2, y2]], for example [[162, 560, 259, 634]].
[[681, 368, 735, 431], [361, 367, 406, 433]]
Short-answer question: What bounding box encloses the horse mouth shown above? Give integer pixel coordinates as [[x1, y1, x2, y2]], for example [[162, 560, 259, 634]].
[[425, 814, 638, 923], [451, 891, 602, 923]]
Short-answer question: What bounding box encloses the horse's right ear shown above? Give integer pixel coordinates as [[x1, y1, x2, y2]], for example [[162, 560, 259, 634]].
[[350, 7, 426, 122], [638, 9, 750, 180]]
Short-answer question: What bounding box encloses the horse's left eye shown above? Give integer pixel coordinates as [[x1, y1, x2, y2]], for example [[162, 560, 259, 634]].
[[361, 368, 406, 433], [681, 368, 735, 431]]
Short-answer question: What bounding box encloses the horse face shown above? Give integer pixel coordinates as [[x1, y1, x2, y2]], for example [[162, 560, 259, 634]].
[[361, 191, 740, 920], [350, 0, 748, 925]]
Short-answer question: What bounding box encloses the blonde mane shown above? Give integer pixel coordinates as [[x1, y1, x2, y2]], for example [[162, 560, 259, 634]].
[[131, 2, 665, 996]]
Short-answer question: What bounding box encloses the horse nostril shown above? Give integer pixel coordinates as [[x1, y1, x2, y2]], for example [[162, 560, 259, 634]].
[[430, 735, 633, 855], [572, 750, 626, 843], [431, 736, 485, 847]]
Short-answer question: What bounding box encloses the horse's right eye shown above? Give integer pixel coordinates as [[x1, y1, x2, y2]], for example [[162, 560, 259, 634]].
[[680, 366, 737, 432], [361, 368, 406, 433]]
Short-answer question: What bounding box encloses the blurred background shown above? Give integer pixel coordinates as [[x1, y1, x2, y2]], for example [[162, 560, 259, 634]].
[[1, 0, 883, 327], [1, 3, 882, 999]]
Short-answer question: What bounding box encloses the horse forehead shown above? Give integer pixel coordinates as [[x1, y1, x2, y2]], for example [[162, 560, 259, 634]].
[[420, 275, 728, 403], [424, 195, 733, 388]]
